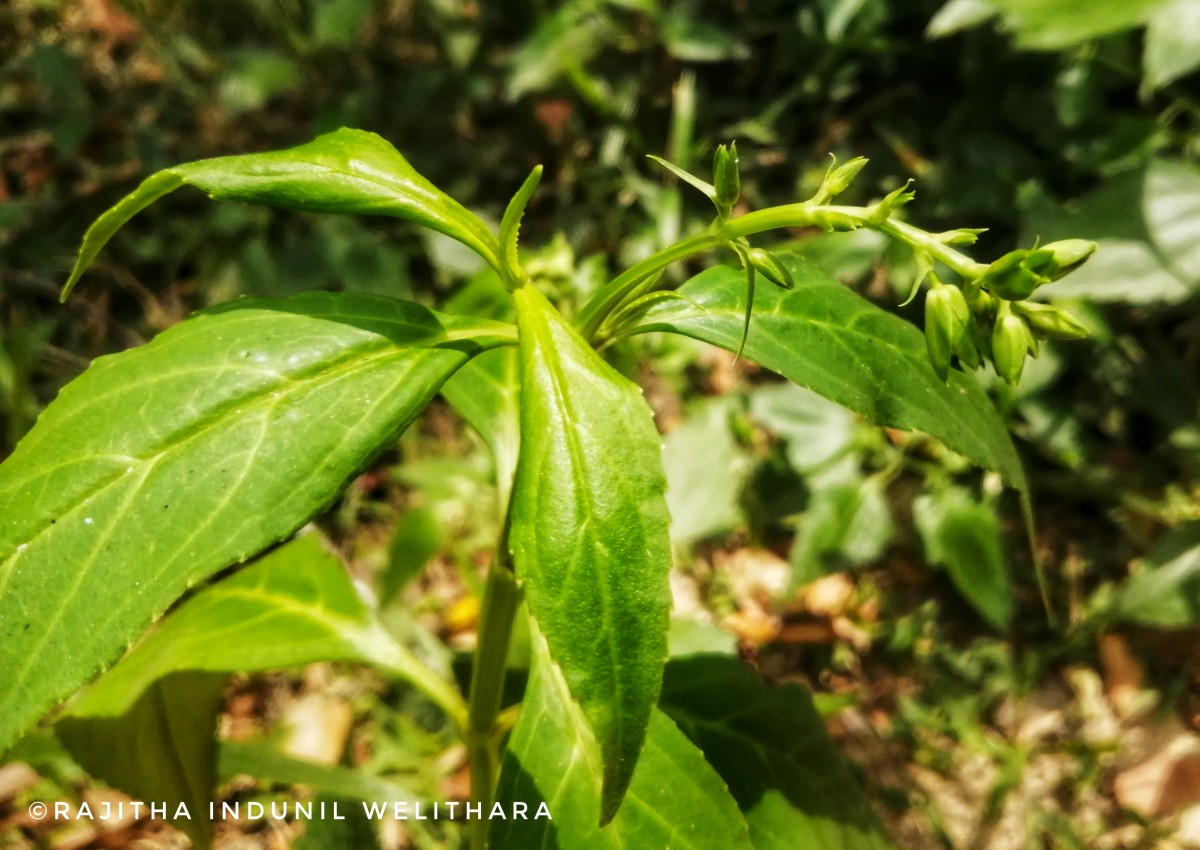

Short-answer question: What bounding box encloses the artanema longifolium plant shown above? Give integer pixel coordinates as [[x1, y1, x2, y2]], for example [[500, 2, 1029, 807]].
[[0, 128, 1098, 849]]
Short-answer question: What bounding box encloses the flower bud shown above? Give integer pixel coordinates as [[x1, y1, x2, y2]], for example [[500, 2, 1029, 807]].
[[866, 181, 915, 223], [968, 317, 992, 362], [746, 248, 795, 290], [924, 283, 970, 381], [992, 303, 1035, 386], [1040, 239, 1097, 280], [979, 249, 1053, 301], [935, 228, 987, 246], [713, 143, 740, 219], [1013, 302, 1090, 340], [964, 285, 995, 321], [822, 156, 868, 200], [953, 321, 982, 370]]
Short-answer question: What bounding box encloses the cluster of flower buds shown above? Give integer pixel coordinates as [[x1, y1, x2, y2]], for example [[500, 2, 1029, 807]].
[[977, 239, 1096, 300], [648, 145, 1096, 388], [924, 239, 1095, 385]]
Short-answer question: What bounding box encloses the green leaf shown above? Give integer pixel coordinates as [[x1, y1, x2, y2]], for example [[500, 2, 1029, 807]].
[[59, 535, 454, 716], [219, 49, 300, 115], [984, 0, 1162, 49], [660, 654, 897, 850], [748, 383, 856, 474], [64, 128, 500, 298], [1023, 160, 1200, 305], [621, 255, 1027, 490], [1144, 0, 1200, 90], [51, 535, 454, 850], [311, 0, 375, 48], [499, 165, 544, 288], [663, 399, 747, 546], [57, 672, 228, 850], [510, 285, 672, 821], [1115, 522, 1200, 628], [914, 489, 1012, 630], [646, 154, 718, 201], [441, 272, 523, 508], [294, 796, 381, 850], [925, 0, 1001, 38], [506, 5, 612, 100], [380, 507, 443, 607], [29, 44, 92, 157], [661, 7, 750, 61], [790, 476, 893, 588], [442, 349, 522, 510], [491, 627, 752, 849], [218, 740, 417, 803], [0, 292, 508, 753]]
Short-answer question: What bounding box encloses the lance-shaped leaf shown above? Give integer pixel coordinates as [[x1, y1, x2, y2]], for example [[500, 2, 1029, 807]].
[[0, 292, 514, 754], [57, 534, 462, 720], [510, 285, 672, 822], [618, 256, 1026, 490], [491, 627, 752, 849], [53, 535, 456, 850], [660, 655, 898, 850], [63, 128, 500, 298]]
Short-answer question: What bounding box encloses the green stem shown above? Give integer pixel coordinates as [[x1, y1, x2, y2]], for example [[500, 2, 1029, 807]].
[[466, 556, 521, 850], [576, 202, 989, 344], [576, 225, 722, 341]]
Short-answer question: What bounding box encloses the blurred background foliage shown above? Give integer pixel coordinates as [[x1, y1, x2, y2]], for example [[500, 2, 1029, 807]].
[[3, 0, 1200, 848]]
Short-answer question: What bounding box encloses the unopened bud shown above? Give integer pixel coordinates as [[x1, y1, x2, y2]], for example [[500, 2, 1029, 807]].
[[822, 156, 868, 200], [1040, 239, 1097, 280], [1013, 302, 1090, 340], [954, 321, 982, 370], [969, 317, 992, 361], [992, 303, 1035, 386], [965, 286, 995, 321], [935, 228, 987, 246], [980, 249, 1053, 301], [924, 283, 970, 381], [866, 181, 916, 223], [713, 143, 740, 219], [746, 248, 795, 290]]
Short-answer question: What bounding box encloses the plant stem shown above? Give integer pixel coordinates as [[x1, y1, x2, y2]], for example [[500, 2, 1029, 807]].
[[576, 226, 722, 342], [466, 556, 521, 850], [576, 202, 990, 344]]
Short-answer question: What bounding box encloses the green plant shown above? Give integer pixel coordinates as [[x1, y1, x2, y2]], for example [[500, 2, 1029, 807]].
[[0, 126, 1099, 849]]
